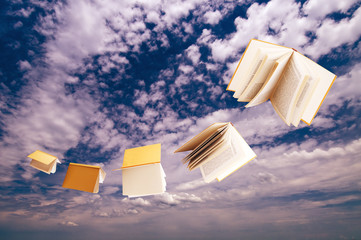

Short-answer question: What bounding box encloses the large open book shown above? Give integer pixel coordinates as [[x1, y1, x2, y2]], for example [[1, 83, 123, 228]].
[[227, 39, 336, 126], [175, 122, 256, 183]]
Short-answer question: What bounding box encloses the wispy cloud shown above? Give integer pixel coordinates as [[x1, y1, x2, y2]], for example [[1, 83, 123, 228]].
[[1, 0, 361, 239]]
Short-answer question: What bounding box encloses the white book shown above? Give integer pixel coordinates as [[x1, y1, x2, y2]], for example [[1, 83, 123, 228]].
[[122, 163, 166, 197], [175, 122, 256, 183], [227, 39, 336, 127], [113, 143, 166, 197]]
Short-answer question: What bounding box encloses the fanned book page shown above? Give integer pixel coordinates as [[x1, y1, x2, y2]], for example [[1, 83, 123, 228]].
[[122, 163, 166, 198], [227, 39, 336, 126], [175, 122, 256, 183]]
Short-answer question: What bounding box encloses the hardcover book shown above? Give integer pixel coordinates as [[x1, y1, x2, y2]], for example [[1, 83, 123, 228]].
[[62, 163, 106, 193], [27, 150, 61, 174], [114, 143, 166, 197]]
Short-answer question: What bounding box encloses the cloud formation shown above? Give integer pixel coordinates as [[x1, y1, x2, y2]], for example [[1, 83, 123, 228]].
[[0, 0, 361, 239]]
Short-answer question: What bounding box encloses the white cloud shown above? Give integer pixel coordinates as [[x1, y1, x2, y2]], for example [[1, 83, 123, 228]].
[[82, 113, 129, 152], [176, 179, 208, 191], [102, 186, 120, 195], [207, 0, 309, 62], [314, 62, 361, 111], [30, 199, 60, 207], [304, 6, 361, 59], [1, 1, 361, 237], [9, 7, 34, 18], [97, 55, 128, 73], [253, 138, 361, 195], [178, 64, 194, 74], [17, 60, 31, 71], [303, 0, 358, 19], [122, 197, 151, 207], [0, 68, 97, 181], [210, 39, 235, 62], [145, 10, 161, 24], [155, 192, 203, 205], [203, 0, 359, 67], [60, 221, 79, 227], [161, 0, 199, 27], [186, 45, 201, 64], [256, 172, 278, 184], [124, 208, 139, 215], [204, 10, 222, 25], [14, 21, 23, 28], [196, 29, 214, 45]]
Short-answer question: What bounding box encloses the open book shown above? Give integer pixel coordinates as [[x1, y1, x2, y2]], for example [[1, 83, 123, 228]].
[[227, 39, 336, 127], [175, 122, 256, 183], [27, 150, 61, 174], [113, 143, 166, 197]]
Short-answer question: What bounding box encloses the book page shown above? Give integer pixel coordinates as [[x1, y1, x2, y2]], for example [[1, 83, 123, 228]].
[[175, 122, 228, 153], [294, 52, 336, 125], [189, 136, 228, 170], [128, 164, 166, 198], [233, 49, 265, 99], [49, 158, 61, 174], [188, 137, 226, 170], [238, 50, 292, 102], [122, 163, 166, 197], [200, 143, 234, 183], [93, 175, 100, 193], [291, 54, 321, 126], [183, 124, 228, 164], [200, 125, 256, 183], [227, 39, 291, 92], [99, 168, 106, 183], [187, 124, 230, 169], [246, 52, 293, 107], [270, 55, 308, 125], [50, 160, 57, 174], [30, 159, 53, 174]]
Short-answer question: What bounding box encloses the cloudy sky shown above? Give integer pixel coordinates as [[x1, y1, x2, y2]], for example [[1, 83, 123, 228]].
[[1, 0, 361, 239]]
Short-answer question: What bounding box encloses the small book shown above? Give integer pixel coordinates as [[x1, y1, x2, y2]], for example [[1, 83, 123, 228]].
[[113, 143, 166, 197], [175, 122, 256, 183], [227, 39, 336, 127], [27, 150, 61, 174], [62, 163, 106, 193]]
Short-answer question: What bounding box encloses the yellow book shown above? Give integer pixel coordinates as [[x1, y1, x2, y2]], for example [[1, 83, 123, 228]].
[[27, 150, 61, 174], [62, 163, 106, 193], [227, 39, 336, 127], [118, 143, 161, 169], [113, 143, 166, 197]]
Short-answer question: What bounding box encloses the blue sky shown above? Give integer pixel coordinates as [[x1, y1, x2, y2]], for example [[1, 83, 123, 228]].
[[1, 0, 361, 239]]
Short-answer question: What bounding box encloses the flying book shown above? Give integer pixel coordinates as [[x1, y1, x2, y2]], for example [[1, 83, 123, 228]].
[[62, 163, 106, 193], [113, 143, 166, 197], [227, 39, 336, 127], [175, 122, 256, 183], [27, 150, 61, 174]]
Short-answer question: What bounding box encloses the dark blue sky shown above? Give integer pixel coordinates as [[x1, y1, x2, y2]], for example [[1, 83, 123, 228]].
[[1, 0, 361, 239]]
